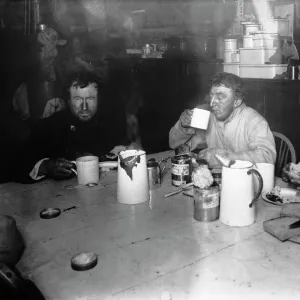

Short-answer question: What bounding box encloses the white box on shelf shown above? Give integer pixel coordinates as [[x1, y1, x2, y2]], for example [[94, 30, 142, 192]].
[[224, 39, 237, 50], [244, 24, 260, 35], [243, 35, 254, 48], [223, 63, 240, 76], [253, 37, 274, 48], [264, 19, 289, 36], [239, 64, 287, 79], [239, 47, 277, 64], [224, 50, 239, 63]]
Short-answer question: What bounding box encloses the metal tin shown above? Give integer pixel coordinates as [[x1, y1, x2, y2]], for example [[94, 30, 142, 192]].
[[193, 186, 220, 222], [171, 155, 192, 187], [147, 161, 161, 190], [38, 24, 47, 31], [211, 168, 222, 189]]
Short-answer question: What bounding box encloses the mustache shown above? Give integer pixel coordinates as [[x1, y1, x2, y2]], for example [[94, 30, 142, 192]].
[[78, 110, 92, 115]]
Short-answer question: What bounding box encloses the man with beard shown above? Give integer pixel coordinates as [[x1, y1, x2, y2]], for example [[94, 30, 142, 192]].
[[16, 71, 132, 182], [169, 72, 276, 166]]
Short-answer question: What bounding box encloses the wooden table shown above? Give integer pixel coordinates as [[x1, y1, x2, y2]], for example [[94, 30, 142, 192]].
[[1, 150, 300, 300]]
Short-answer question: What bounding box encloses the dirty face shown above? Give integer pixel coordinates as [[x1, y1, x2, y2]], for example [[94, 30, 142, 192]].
[[69, 83, 98, 122], [209, 85, 242, 121]]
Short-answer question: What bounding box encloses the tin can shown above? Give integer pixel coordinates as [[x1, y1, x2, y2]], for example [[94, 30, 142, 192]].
[[171, 155, 192, 187], [211, 168, 222, 189], [147, 161, 161, 190], [194, 186, 220, 222]]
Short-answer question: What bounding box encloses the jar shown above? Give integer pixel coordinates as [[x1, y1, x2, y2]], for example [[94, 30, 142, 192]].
[[171, 154, 192, 187], [244, 24, 259, 35], [224, 39, 237, 50], [231, 52, 240, 63], [224, 50, 238, 63], [193, 186, 220, 222], [243, 35, 254, 48]]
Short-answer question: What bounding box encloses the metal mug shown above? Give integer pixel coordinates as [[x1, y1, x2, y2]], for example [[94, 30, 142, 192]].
[[147, 158, 168, 190]]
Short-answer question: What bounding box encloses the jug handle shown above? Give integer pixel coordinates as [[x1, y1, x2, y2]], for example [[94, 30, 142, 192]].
[[247, 169, 263, 208], [158, 156, 170, 173]]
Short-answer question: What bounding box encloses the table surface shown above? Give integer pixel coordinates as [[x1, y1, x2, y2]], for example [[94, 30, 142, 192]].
[[1, 150, 300, 300]]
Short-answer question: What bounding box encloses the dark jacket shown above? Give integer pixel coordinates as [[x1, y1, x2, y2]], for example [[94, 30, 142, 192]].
[[16, 108, 128, 183]]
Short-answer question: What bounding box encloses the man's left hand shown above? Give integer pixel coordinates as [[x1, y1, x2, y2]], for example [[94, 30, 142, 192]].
[[282, 164, 300, 185], [106, 145, 127, 160]]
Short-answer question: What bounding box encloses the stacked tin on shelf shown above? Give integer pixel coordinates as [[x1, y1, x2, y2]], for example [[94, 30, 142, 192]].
[[223, 19, 289, 79]]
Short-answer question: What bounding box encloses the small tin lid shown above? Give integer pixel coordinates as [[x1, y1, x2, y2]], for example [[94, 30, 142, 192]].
[[147, 161, 158, 168], [40, 208, 61, 219], [71, 252, 98, 271]]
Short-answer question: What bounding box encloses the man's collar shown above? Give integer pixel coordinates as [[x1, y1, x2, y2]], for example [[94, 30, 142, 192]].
[[217, 102, 246, 125]]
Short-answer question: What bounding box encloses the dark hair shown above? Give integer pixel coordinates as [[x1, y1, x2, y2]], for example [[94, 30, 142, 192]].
[[62, 71, 106, 112], [65, 71, 100, 90], [210, 72, 245, 101]]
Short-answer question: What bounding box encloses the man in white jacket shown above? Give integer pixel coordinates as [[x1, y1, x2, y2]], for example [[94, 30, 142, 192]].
[[169, 72, 276, 166]]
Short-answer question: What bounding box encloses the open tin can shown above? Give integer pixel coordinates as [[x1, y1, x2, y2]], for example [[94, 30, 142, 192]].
[[194, 185, 220, 222], [171, 154, 192, 187]]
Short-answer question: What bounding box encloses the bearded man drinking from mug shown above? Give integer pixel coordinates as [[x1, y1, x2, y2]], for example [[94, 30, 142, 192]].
[[169, 72, 276, 166]]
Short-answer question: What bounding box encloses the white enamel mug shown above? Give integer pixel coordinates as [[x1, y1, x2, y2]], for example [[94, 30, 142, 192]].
[[190, 108, 211, 130], [71, 156, 100, 185], [253, 163, 275, 194]]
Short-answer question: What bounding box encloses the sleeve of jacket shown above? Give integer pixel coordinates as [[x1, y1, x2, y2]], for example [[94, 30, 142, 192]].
[[15, 114, 65, 183], [229, 118, 276, 164], [169, 120, 206, 150]]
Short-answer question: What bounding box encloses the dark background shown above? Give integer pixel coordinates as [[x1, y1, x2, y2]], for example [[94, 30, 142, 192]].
[[0, 0, 300, 156]]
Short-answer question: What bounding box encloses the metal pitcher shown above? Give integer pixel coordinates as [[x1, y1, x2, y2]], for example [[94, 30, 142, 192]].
[[147, 158, 168, 190]]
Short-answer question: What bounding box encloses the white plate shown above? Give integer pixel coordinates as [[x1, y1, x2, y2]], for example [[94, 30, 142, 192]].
[[99, 161, 118, 168], [262, 188, 300, 206]]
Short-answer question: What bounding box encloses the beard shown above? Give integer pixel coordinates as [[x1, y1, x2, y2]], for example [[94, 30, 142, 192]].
[[77, 110, 93, 122]]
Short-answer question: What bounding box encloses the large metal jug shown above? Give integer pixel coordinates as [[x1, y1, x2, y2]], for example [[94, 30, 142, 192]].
[[220, 160, 263, 227], [117, 150, 149, 204]]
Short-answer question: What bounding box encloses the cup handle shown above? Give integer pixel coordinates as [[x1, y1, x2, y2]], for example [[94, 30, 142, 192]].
[[158, 157, 170, 173], [71, 161, 77, 175], [247, 169, 263, 208]]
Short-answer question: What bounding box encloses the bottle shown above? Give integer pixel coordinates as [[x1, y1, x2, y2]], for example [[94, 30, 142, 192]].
[[145, 44, 150, 55], [179, 36, 186, 51]]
